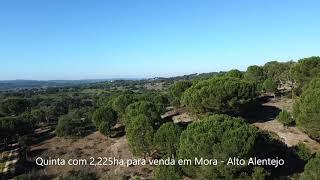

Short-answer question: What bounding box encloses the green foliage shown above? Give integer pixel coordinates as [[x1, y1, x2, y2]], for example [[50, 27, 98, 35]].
[[178, 114, 259, 179], [277, 110, 294, 126], [58, 171, 98, 180], [154, 122, 182, 157], [30, 109, 46, 124], [263, 78, 278, 94], [125, 101, 161, 127], [92, 106, 117, 136], [251, 167, 270, 180], [301, 153, 320, 180], [55, 114, 88, 138], [293, 143, 313, 162], [155, 165, 182, 180], [290, 56, 320, 92], [182, 77, 257, 114], [0, 116, 33, 139], [1, 98, 30, 115], [303, 77, 320, 91], [225, 69, 243, 79], [112, 94, 134, 116], [126, 115, 154, 157], [244, 65, 266, 82], [293, 88, 320, 141], [263, 61, 293, 82], [169, 80, 192, 107]]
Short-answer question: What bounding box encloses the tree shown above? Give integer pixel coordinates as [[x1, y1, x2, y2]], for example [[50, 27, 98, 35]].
[[263, 61, 293, 83], [263, 78, 278, 94], [225, 69, 243, 79], [178, 114, 260, 179], [181, 77, 257, 114], [92, 106, 117, 136], [55, 114, 88, 138], [290, 56, 320, 93], [1, 98, 30, 115], [277, 110, 294, 126], [124, 101, 161, 127], [155, 165, 182, 180], [154, 122, 182, 157], [301, 153, 320, 180], [126, 115, 154, 157], [30, 109, 46, 124], [112, 94, 135, 116], [293, 88, 320, 141], [169, 81, 192, 107], [244, 65, 266, 82]]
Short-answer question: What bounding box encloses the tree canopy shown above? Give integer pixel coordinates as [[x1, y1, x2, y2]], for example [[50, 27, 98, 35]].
[[178, 114, 260, 179], [169, 80, 192, 107], [293, 87, 320, 141], [301, 153, 320, 180], [154, 122, 182, 157], [92, 106, 117, 136], [182, 77, 257, 113]]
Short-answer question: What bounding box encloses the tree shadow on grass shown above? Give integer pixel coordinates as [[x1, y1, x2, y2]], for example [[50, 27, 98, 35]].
[[254, 132, 306, 179], [239, 96, 281, 123]]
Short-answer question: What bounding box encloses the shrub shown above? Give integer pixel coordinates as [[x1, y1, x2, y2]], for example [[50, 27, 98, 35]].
[[58, 171, 98, 180], [155, 165, 182, 180], [55, 115, 87, 138], [293, 88, 320, 140], [154, 122, 182, 157], [293, 143, 313, 162], [277, 110, 294, 126], [178, 114, 259, 179], [92, 106, 117, 136], [301, 153, 320, 180]]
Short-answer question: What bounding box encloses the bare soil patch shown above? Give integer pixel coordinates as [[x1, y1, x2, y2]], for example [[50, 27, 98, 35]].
[[30, 131, 153, 179]]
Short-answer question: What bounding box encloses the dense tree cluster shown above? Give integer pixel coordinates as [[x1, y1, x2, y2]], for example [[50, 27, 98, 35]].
[[182, 77, 257, 113], [169, 81, 192, 107]]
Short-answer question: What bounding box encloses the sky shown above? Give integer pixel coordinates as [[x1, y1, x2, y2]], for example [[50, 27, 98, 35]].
[[0, 0, 319, 80]]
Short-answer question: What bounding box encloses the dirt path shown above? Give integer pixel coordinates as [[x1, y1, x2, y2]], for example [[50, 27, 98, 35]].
[[252, 97, 320, 153]]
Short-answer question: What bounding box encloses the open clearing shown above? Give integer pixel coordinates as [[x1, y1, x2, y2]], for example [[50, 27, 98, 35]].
[[30, 131, 153, 179], [252, 97, 320, 153]]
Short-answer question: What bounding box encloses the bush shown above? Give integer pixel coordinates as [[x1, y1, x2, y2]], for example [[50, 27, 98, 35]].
[[154, 122, 182, 157], [58, 171, 98, 180], [126, 115, 154, 157], [178, 114, 260, 179], [182, 77, 257, 114], [55, 115, 87, 138], [293, 88, 320, 140], [277, 110, 294, 126], [293, 143, 313, 162], [301, 153, 320, 180], [155, 165, 182, 180], [92, 106, 117, 136]]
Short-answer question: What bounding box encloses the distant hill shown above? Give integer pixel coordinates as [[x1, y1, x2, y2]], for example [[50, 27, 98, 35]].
[[0, 79, 115, 91]]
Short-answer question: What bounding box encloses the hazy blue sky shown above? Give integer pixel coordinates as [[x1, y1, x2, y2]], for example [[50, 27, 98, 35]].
[[1, 0, 319, 80]]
